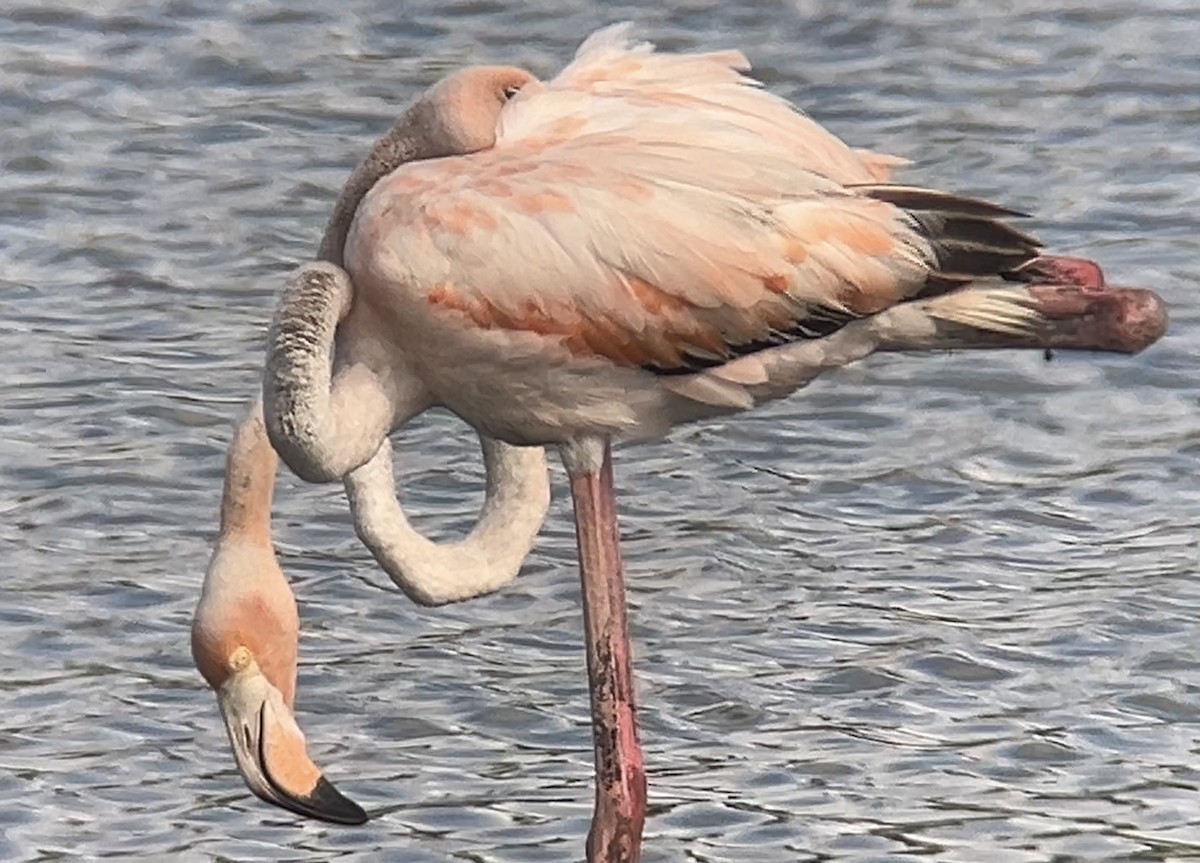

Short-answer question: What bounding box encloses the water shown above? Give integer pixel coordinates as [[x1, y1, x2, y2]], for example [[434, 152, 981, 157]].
[[2, 1, 1199, 860]]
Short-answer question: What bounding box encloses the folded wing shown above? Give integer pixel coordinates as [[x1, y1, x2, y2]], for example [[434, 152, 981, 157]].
[[349, 25, 1040, 375]]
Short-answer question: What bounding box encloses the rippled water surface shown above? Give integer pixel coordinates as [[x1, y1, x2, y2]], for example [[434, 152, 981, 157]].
[[3, 1, 1200, 860]]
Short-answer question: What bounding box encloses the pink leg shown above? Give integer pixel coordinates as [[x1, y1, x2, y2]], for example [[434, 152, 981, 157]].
[[567, 441, 646, 863]]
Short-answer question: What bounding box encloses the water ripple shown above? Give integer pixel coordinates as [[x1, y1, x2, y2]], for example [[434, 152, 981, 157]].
[[2, 0, 1199, 860]]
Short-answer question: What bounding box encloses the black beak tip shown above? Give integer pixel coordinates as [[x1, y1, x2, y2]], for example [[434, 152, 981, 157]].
[[263, 774, 369, 826], [253, 704, 369, 826], [305, 776, 369, 825]]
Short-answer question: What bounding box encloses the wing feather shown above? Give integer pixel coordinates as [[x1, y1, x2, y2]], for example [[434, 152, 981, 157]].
[[347, 25, 1038, 374]]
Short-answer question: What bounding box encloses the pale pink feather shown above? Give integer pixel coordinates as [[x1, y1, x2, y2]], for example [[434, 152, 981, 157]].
[[347, 24, 930, 370]]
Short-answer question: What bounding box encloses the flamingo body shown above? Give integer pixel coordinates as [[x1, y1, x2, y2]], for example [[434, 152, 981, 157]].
[[343, 25, 1040, 445]]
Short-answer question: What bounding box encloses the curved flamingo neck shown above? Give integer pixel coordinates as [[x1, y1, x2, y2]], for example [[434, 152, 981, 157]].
[[264, 97, 457, 484], [316, 106, 430, 266], [263, 262, 398, 482], [218, 403, 278, 546]]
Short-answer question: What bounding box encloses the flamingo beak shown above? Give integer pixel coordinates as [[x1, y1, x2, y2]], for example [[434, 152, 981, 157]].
[[215, 654, 368, 825]]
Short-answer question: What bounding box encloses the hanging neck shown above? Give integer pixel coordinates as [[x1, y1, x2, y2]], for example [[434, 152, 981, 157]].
[[218, 404, 278, 546]]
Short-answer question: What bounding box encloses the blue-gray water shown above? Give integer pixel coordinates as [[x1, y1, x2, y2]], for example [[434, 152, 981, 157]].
[[2, 1, 1199, 860]]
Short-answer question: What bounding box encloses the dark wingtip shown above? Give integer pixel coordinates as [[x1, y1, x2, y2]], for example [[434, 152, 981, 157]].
[[848, 183, 1033, 219]]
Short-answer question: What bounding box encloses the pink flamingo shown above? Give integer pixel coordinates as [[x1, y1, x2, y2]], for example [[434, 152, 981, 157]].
[[194, 25, 1166, 862]]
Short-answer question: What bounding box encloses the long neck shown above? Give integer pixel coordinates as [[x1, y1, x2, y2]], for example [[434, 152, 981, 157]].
[[316, 102, 434, 266], [218, 403, 278, 546]]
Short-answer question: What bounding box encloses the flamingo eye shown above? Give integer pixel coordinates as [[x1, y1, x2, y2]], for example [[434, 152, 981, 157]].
[[502, 84, 522, 100]]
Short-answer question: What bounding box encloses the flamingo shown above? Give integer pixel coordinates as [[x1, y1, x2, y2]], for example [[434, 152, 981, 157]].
[[191, 64, 553, 824], [193, 25, 1167, 863]]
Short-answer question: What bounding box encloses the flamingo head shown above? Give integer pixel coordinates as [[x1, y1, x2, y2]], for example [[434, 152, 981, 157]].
[[406, 64, 537, 156], [191, 414, 368, 825]]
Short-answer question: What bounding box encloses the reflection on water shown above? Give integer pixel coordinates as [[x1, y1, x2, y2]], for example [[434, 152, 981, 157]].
[[2, 1, 1199, 860]]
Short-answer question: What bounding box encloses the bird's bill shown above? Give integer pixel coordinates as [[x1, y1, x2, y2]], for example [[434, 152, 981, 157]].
[[216, 662, 368, 825]]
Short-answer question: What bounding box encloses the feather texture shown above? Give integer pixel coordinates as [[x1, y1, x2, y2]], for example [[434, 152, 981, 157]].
[[348, 24, 1042, 377]]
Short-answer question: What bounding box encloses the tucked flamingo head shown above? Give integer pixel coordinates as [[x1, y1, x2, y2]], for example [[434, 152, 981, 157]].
[[409, 64, 537, 156], [316, 63, 537, 268], [191, 409, 367, 825]]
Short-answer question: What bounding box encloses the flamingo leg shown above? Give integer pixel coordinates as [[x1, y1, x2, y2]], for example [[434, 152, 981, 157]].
[[565, 439, 646, 863]]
